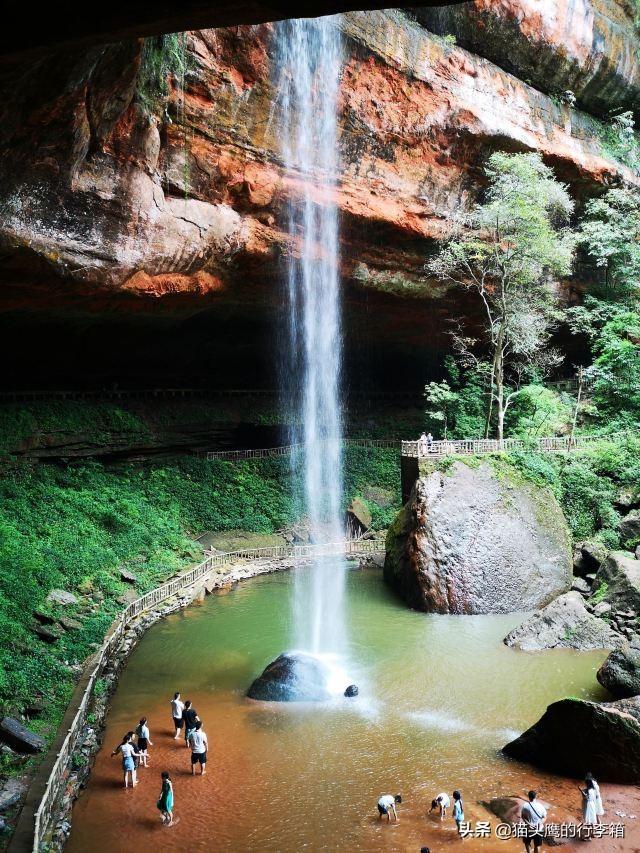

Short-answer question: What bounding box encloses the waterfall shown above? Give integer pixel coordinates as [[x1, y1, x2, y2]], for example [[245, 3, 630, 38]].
[[274, 17, 345, 657]]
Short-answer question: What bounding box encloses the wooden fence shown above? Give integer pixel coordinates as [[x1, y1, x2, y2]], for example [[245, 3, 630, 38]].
[[30, 538, 383, 850], [400, 431, 632, 459], [204, 438, 400, 461]]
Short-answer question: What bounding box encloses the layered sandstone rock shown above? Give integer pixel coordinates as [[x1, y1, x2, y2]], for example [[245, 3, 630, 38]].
[[414, 0, 640, 117], [384, 461, 572, 614], [0, 9, 635, 320]]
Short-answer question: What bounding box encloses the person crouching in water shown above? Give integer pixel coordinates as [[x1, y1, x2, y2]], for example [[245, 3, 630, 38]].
[[111, 734, 138, 788], [187, 720, 208, 775], [430, 792, 450, 820], [452, 790, 464, 835], [135, 717, 153, 768], [157, 771, 174, 826], [377, 794, 401, 822]]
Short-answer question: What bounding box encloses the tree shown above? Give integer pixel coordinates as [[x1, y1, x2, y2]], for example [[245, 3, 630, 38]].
[[578, 186, 640, 299], [424, 380, 458, 438], [427, 152, 575, 440]]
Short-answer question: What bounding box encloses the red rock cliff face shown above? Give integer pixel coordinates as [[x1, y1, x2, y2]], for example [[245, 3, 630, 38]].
[[0, 8, 635, 322]]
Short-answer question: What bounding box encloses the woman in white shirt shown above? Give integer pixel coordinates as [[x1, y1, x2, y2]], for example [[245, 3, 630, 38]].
[[135, 717, 153, 768], [585, 773, 604, 821], [171, 692, 185, 739], [111, 735, 138, 788]]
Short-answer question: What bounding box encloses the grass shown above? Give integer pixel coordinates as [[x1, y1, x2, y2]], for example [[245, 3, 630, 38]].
[[0, 439, 400, 756]]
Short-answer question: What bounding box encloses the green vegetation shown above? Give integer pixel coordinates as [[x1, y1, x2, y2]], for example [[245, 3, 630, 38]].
[[137, 33, 189, 111], [505, 434, 640, 546], [0, 434, 399, 740], [428, 152, 575, 440]]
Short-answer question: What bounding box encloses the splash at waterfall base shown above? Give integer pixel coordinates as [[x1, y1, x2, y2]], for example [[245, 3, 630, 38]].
[[247, 651, 358, 702]]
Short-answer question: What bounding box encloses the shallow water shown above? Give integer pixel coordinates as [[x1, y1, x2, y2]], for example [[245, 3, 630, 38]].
[[68, 565, 611, 852]]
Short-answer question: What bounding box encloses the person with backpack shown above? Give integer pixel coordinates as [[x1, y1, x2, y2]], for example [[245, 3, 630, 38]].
[[521, 790, 547, 852]]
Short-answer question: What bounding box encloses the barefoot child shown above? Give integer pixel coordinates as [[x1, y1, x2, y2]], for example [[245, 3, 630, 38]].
[[135, 717, 153, 767], [157, 771, 174, 826]]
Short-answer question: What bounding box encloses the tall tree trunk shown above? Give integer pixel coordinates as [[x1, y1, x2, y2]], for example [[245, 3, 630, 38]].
[[484, 355, 497, 438], [495, 337, 505, 444]]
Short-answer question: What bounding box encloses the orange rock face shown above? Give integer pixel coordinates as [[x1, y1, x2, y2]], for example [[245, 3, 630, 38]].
[[0, 8, 635, 317]]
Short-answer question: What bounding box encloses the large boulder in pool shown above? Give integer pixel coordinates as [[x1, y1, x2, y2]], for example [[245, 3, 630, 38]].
[[384, 462, 572, 614], [503, 696, 640, 783], [247, 652, 333, 702]]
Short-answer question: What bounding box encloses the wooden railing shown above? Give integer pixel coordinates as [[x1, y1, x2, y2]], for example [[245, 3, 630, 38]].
[[204, 438, 400, 461], [401, 431, 632, 458], [30, 538, 383, 850]]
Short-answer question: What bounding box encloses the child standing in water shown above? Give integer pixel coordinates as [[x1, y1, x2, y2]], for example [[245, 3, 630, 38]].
[[452, 790, 464, 835], [157, 771, 174, 826], [111, 735, 138, 788], [135, 717, 153, 767]]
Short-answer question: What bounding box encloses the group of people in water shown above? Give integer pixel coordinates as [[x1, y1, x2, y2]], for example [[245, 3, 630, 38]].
[[378, 774, 605, 849], [110, 691, 209, 827], [110, 691, 605, 842]]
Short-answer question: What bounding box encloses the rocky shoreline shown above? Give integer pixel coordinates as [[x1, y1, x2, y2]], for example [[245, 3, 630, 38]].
[[12, 554, 302, 852]]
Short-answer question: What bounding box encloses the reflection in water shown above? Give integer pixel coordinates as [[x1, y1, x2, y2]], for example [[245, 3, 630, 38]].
[[68, 566, 611, 852]]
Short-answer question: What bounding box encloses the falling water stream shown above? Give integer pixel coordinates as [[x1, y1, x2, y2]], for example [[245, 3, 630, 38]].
[[275, 18, 346, 659]]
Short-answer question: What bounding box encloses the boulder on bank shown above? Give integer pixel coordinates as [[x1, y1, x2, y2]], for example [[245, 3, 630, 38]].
[[618, 510, 640, 546], [504, 591, 621, 651], [384, 462, 572, 613], [248, 652, 335, 702], [598, 647, 640, 698], [46, 589, 77, 607], [487, 797, 574, 846], [591, 551, 640, 612], [503, 696, 640, 782], [0, 717, 45, 753]]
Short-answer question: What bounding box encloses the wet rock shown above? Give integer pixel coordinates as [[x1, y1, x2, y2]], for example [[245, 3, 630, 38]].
[[503, 696, 640, 783], [504, 592, 621, 651], [598, 648, 640, 698], [46, 589, 78, 607], [0, 717, 45, 753], [592, 552, 640, 612], [0, 778, 26, 812], [119, 568, 138, 584], [247, 652, 334, 702], [344, 684, 359, 697], [619, 511, 640, 545]]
